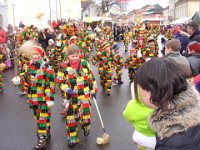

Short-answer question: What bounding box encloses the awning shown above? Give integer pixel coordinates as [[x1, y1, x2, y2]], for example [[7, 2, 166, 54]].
[[170, 17, 191, 24]]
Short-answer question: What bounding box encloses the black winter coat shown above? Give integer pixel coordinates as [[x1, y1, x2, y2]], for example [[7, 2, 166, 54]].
[[189, 31, 200, 43], [156, 125, 200, 150], [150, 83, 200, 150], [187, 53, 200, 76]]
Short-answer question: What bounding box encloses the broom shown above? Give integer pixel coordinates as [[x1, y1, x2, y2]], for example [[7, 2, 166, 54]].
[[93, 97, 110, 145]]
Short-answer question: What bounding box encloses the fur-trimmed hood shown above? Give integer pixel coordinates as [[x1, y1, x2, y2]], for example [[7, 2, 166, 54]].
[[150, 82, 200, 140]]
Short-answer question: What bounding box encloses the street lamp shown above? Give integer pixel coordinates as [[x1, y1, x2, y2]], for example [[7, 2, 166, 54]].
[[11, 3, 15, 27], [49, 0, 52, 22]]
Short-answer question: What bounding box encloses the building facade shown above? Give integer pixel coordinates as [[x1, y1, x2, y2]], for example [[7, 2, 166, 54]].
[[142, 4, 164, 24], [0, 0, 8, 28], [168, 0, 199, 23]]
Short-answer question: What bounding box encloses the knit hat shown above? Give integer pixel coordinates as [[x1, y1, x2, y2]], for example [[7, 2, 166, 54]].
[[48, 39, 55, 44], [113, 44, 120, 52], [194, 74, 200, 92], [33, 46, 44, 57]]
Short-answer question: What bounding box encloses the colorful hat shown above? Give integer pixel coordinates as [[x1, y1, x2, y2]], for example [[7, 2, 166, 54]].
[[34, 46, 44, 57]]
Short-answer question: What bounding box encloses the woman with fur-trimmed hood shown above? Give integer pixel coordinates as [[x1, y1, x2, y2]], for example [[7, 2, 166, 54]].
[[134, 58, 200, 150]]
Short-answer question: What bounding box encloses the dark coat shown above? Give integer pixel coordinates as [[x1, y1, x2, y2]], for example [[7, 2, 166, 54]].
[[175, 32, 190, 55], [150, 83, 200, 150], [189, 31, 200, 43], [187, 53, 200, 76]]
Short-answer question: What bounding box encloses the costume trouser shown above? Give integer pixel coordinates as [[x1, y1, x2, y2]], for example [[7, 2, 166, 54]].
[[32, 103, 51, 138], [128, 68, 136, 83], [124, 41, 129, 52], [18, 74, 28, 92], [0, 70, 3, 92], [114, 68, 122, 81], [66, 99, 91, 144], [98, 67, 105, 90], [104, 68, 113, 94]]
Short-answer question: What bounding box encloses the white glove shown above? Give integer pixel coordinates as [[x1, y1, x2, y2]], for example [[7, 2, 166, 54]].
[[63, 99, 69, 108], [47, 101, 54, 108]]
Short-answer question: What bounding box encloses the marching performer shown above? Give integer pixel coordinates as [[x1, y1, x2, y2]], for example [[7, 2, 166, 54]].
[[56, 44, 98, 147], [0, 47, 6, 93], [21, 44, 55, 149], [113, 44, 124, 84]]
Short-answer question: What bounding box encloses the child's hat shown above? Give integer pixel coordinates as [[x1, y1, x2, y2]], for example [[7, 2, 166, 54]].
[[33, 46, 44, 57], [194, 74, 200, 92], [113, 44, 120, 52]]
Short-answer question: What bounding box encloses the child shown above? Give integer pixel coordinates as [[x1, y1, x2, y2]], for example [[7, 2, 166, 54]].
[[123, 82, 156, 150], [21, 45, 55, 150], [124, 48, 142, 83], [92, 42, 114, 95], [113, 44, 123, 84], [56, 44, 98, 147]]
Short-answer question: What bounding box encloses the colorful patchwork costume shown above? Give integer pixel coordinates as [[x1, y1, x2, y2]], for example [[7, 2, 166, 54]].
[[0, 50, 5, 92], [92, 42, 114, 95], [56, 59, 98, 146], [22, 59, 55, 142]]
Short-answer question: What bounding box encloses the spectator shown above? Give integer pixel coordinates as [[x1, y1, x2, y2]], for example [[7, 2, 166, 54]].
[[135, 58, 200, 150], [165, 39, 191, 75], [174, 25, 190, 55], [186, 21, 200, 42], [186, 41, 200, 76], [19, 21, 25, 29]]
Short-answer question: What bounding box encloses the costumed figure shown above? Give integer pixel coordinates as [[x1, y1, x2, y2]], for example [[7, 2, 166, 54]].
[[56, 44, 98, 147], [0, 47, 6, 93], [123, 31, 130, 52], [124, 48, 143, 83], [21, 45, 55, 150], [92, 42, 114, 95], [113, 44, 124, 85]]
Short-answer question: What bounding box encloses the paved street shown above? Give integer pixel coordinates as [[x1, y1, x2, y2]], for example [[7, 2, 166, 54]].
[[0, 42, 138, 150]]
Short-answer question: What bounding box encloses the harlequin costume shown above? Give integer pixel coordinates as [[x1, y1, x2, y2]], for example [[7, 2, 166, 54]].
[[92, 42, 114, 95], [56, 59, 98, 146], [124, 49, 144, 83], [0, 49, 5, 93], [21, 46, 55, 149], [123, 31, 130, 52], [113, 44, 123, 84], [18, 53, 30, 95], [145, 37, 158, 58]]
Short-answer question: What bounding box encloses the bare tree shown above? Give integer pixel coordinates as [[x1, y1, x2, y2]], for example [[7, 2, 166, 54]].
[[95, 0, 130, 14]]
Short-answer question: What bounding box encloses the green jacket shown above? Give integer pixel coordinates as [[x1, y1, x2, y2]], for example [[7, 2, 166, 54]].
[[123, 99, 155, 136]]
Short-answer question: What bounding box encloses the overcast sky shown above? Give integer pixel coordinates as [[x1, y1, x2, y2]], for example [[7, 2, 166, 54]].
[[127, 0, 169, 11]]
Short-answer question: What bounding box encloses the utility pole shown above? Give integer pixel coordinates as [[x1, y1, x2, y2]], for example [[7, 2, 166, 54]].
[[55, 0, 58, 20], [59, 0, 61, 19], [11, 4, 15, 27], [49, 0, 52, 22]]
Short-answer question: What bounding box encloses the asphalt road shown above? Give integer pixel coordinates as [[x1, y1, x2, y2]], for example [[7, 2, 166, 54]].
[[0, 41, 138, 150]]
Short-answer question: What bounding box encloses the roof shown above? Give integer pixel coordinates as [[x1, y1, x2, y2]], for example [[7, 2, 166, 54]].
[[144, 4, 164, 15]]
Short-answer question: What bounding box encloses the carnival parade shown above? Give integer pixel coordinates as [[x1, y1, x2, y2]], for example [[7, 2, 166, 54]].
[[1, 0, 200, 150]]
